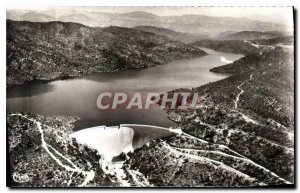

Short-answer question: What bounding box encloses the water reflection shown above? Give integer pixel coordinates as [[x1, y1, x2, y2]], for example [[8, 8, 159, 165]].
[[7, 83, 55, 99], [6, 48, 244, 130]]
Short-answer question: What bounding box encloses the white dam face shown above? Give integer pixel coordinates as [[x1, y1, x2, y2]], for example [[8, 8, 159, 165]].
[[71, 125, 174, 161], [71, 126, 134, 161]]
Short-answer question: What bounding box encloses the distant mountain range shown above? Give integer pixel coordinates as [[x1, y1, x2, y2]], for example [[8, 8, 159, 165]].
[[6, 10, 289, 36], [7, 11, 56, 22]]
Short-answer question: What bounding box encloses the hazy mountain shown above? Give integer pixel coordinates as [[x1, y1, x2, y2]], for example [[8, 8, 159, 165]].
[[158, 14, 287, 36], [134, 26, 208, 43], [7, 11, 55, 22], [6, 11, 22, 20], [122, 11, 158, 19], [216, 31, 237, 38], [58, 14, 101, 27], [6, 10, 289, 36]]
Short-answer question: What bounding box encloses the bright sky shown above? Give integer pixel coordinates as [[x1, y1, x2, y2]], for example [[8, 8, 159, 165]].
[[8, 6, 294, 28]]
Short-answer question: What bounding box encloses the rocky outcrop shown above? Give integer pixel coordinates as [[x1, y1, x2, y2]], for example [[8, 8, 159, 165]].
[[124, 45, 294, 187], [7, 113, 117, 187]]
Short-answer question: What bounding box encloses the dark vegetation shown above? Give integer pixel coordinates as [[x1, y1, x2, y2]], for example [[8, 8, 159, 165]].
[[7, 113, 117, 187], [250, 36, 293, 46], [223, 31, 286, 40], [6, 17, 294, 187], [7, 20, 206, 86], [134, 26, 208, 43], [192, 39, 259, 55], [126, 36, 294, 186]]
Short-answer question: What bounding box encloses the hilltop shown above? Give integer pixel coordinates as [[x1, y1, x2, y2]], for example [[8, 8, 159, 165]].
[[210, 46, 293, 73], [191, 35, 292, 55], [135, 26, 208, 43], [7, 20, 206, 86], [124, 41, 294, 186], [192, 39, 260, 55], [223, 31, 285, 40]]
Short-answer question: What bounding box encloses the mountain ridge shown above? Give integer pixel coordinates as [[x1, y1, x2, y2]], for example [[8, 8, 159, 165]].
[[134, 26, 208, 43], [223, 31, 287, 40], [7, 20, 206, 86], [7, 10, 289, 36]]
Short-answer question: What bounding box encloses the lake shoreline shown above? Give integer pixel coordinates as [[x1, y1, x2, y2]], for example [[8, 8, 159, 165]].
[[6, 47, 240, 89], [7, 48, 243, 131], [7, 51, 208, 88]]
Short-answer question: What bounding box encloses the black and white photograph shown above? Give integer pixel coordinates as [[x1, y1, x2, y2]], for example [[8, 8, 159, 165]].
[[5, 5, 295, 188]]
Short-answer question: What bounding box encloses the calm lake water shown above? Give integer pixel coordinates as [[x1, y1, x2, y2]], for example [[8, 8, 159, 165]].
[[7, 48, 243, 131]]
